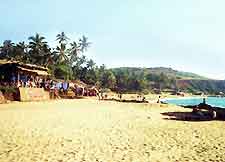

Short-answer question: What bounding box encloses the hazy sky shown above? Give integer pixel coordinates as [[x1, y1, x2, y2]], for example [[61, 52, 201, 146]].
[[0, 0, 225, 79]]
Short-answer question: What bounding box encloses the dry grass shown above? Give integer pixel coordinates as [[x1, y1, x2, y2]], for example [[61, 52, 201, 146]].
[[0, 99, 224, 162]]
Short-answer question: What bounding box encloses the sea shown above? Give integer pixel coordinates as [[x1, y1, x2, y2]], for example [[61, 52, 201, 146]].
[[164, 97, 225, 109]]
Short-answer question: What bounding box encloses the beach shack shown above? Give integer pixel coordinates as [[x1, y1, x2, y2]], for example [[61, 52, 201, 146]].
[[0, 59, 50, 101]]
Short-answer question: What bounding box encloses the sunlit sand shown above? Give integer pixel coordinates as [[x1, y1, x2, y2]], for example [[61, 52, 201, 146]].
[[0, 99, 224, 162]]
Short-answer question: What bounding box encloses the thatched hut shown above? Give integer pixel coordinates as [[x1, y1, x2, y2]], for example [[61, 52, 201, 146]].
[[0, 59, 49, 82], [0, 59, 50, 101]]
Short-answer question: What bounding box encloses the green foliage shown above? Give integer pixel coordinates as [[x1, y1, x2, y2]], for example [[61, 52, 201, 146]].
[[108, 67, 219, 94], [0, 32, 92, 80], [97, 65, 116, 89], [0, 33, 220, 95], [0, 86, 17, 94], [54, 63, 72, 80], [146, 67, 208, 80], [111, 68, 177, 93], [177, 79, 225, 95], [176, 71, 208, 80]]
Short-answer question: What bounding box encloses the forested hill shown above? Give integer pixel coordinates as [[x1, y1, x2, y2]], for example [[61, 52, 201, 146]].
[[111, 67, 208, 80], [110, 67, 225, 94]]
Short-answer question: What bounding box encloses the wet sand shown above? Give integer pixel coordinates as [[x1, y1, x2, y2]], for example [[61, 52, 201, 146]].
[[0, 99, 224, 162]]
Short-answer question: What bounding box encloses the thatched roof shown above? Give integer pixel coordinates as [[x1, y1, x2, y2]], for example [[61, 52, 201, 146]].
[[0, 59, 49, 76], [19, 63, 48, 71], [17, 67, 49, 76], [0, 59, 48, 71], [0, 59, 17, 65]]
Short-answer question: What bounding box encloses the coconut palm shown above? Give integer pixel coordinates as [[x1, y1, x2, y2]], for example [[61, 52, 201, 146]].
[[17, 41, 27, 51], [79, 35, 91, 53], [70, 41, 79, 56], [28, 33, 48, 65], [0, 40, 15, 59], [14, 41, 29, 62], [41, 44, 55, 66], [56, 32, 69, 44], [54, 43, 69, 64], [86, 59, 95, 70], [54, 32, 70, 64], [28, 33, 47, 49], [69, 41, 80, 63]]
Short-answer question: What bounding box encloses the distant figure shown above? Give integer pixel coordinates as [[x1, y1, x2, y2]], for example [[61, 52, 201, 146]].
[[203, 98, 206, 104], [97, 92, 101, 100], [40, 79, 45, 89], [50, 82, 55, 99], [142, 96, 146, 102], [62, 82, 69, 95], [157, 95, 161, 103], [119, 93, 122, 100], [56, 82, 62, 90], [137, 95, 141, 101]]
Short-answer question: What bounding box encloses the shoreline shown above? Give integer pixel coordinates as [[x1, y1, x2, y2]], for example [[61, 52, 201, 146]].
[[160, 96, 204, 102]]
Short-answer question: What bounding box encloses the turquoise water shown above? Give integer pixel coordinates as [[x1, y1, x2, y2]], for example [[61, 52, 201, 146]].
[[165, 97, 225, 108]]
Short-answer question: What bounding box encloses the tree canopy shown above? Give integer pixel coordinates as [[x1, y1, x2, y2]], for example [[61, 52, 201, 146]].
[[1, 32, 217, 94], [0, 33, 179, 94]]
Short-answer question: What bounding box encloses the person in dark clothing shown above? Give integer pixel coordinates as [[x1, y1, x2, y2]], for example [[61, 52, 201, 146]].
[[40, 79, 45, 89], [203, 98, 206, 104], [157, 95, 161, 103]]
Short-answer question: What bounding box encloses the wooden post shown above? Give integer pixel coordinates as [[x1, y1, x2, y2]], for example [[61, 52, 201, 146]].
[[17, 72, 20, 81], [17, 72, 20, 87]]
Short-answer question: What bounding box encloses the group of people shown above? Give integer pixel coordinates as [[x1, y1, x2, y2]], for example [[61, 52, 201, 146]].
[[16, 78, 44, 88], [16, 78, 57, 90], [7, 74, 70, 93], [9, 75, 46, 88], [1, 74, 100, 99]]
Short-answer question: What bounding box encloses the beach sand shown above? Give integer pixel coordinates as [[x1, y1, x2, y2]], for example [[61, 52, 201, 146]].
[[0, 99, 224, 162]]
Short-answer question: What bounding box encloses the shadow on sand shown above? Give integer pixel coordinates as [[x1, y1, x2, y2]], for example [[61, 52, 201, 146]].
[[161, 111, 225, 122]]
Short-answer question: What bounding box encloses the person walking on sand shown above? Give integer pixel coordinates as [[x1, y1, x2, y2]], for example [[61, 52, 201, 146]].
[[157, 95, 161, 103], [203, 97, 206, 104], [142, 96, 146, 102], [119, 93, 122, 101]]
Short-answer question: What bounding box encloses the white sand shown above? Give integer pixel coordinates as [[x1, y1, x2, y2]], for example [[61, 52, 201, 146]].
[[0, 99, 224, 162]]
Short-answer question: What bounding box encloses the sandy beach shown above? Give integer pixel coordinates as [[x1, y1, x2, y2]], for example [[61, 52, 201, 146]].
[[0, 99, 224, 162]]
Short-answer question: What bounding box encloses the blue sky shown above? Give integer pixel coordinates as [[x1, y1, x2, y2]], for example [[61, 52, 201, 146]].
[[0, 0, 225, 79]]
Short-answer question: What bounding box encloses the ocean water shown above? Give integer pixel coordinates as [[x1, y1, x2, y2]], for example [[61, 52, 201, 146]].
[[165, 97, 225, 108]]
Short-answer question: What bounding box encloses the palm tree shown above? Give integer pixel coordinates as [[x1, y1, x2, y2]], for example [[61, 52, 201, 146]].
[[56, 32, 69, 44], [54, 32, 71, 64], [42, 44, 55, 66], [15, 41, 29, 62], [69, 41, 80, 63], [0, 40, 15, 59], [79, 35, 91, 53], [28, 33, 48, 65], [76, 55, 87, 67], [86, 59, 95, 70], [28, 33, 47, 50], [17, 41, 27, 51], [54, 43, 69, 63]]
